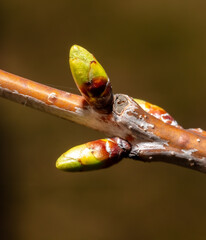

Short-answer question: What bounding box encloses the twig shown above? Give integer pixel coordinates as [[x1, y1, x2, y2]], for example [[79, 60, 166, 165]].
[[1, 69, 206, 173], [0, 69, 113, 134]]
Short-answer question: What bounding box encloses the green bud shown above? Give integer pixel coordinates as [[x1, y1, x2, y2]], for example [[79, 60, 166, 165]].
[[69, 45, 113, 110], [56, 138, 131, 172]]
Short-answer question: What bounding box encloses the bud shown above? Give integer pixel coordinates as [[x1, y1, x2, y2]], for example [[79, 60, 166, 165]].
[[134, 98, 178, 127], [69, 45, 113, 111], [56, 138, 131, 172]]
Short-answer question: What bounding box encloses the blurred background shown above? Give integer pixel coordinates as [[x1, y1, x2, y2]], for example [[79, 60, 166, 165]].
[[1, 0, 206, 239]]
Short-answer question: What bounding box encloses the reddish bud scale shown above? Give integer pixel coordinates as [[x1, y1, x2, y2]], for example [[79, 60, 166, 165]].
[[79, 75, 113, 110], [84, 138, 130, 167]]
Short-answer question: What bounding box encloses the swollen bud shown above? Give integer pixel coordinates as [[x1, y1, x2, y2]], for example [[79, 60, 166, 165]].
[[69, 45, 113, 111], [134, 98, 178, 127], [56, 138, 131, 172]]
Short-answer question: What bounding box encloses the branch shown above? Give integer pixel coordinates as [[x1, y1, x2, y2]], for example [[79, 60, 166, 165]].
[[113, 94, 206, 173], [1, 69, 206, 173], [0, 69, 114, 134]]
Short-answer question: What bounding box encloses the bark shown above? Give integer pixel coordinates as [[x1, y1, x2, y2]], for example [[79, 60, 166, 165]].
[[1, 69, 206, 173]]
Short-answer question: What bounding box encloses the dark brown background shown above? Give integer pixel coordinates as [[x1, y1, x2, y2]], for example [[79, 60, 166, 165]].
[[1, 1, 206, 239]]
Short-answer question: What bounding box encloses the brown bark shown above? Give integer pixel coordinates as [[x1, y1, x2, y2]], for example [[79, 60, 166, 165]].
[[1, 69, 206, 173]]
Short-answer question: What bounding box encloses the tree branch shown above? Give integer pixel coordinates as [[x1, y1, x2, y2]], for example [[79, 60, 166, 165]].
[[1, 69, 206, 173], [0, 69, 114, 134]]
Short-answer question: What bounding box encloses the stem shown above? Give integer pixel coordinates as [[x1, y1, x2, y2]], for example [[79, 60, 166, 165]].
[[0, 69, 114, 134], [113, 94, 206, 173], [1, 69, 206, 173]]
